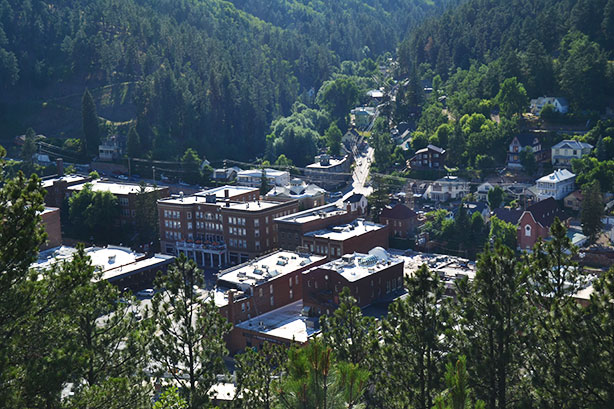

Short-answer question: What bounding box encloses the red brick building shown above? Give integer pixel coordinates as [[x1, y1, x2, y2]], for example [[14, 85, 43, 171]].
[[275, 203, 360, 250], [40, 207, 62, 250], [302, 247, 404, 316], [42, 174, 92, 208], [214, 251, 327, 353], [158, 186, 299, 266], [302, 219, 389, 259], [492, 198, 561, 250], [379, 203, 418, 238]]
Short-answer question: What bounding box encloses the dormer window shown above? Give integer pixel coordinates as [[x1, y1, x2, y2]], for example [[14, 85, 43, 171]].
[[525, 225, 532, 237]]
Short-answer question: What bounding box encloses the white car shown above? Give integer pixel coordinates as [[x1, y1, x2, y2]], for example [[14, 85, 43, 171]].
[[136, 288, 154, 298]]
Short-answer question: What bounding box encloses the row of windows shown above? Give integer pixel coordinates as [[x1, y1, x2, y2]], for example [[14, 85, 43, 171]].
[[228, 216, 246, 226], [228, 239, 247, 249], [163, 210, 181, 219], [307, 243, 341, 257], [165, 231, 182, 240], [165, 220, 181, 229], [229, 227, 247, 236]]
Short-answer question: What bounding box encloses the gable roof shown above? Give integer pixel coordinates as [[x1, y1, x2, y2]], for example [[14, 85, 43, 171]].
[[526, 197, 560, 228], [380, 203, 417, 220], [513, 133, 540, 147], [492, 208, 523, 225], [345, 193, 365, 204], [536, 169, 575, 184], [415, 144, 445, 155], [452, 202, 488, 218], [552, 140, 593, 151]]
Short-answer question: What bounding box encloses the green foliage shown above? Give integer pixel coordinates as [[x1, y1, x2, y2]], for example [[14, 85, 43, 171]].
[[82, 89, 100, 157], [135, 183, 163, 249], [371, 118, 394, 171], [495, 77, 528, 118], [489, 216, 517, 250], [126, 126, 141, 159], [411, 131, 429, 152], [316, 78, 360, 131], [260, 168, 270, 196], [154, 387, 188, 409], [89, 170, 100, 179], [519, 146, 536, 175], [21, 127, 37, 163], [325, 122, 343, 156], [433, 356, 485, 409], [68, 183, 120, 242], [456, 243, 529, 408], [149, 254, 231, 409], [180, 148, 202, 185], [581, 180, 604, 241], [234, 343, 286, 409], [572, 156, 614, 189], [276, 339, 369, 409], [378, 265, 451, 409]]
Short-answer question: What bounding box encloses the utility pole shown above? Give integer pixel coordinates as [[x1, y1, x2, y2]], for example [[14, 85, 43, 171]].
[[152, 166, 156, 185]]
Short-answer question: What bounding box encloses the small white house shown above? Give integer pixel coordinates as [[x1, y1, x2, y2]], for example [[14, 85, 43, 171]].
[[530, 97, 569, 115], [236, 168, 290, 188], [425, 176, 470, 202], [536, 169, 576, 201], [476, 182, 495, 202]]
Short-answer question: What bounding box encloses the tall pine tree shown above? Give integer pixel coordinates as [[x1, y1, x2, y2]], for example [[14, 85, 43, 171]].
[[82, 89, 100, 158]]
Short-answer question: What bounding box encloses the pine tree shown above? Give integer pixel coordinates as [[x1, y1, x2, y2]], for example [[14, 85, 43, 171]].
[[378, 265, 451, 409], [433, 356, 485, 409], [260, 168, 270, 196], [82, 88, 100, 157], [149, 254, 231, 409], [126, 125, 141, 158], [21, 127, 37, 163], [525, 218, 587, 408], [581, 180, 604, 242], [456, 244, 529, 409]]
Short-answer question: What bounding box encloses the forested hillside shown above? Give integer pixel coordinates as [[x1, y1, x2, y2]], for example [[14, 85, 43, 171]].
[[228, 0, 459, 61], [0, 0, 456, 162]]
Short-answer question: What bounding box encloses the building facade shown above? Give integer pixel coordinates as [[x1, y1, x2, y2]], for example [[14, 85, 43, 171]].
[[40, 207, 62, 250], [425, 176, 470, 202], [409, 144, 446, 170], [304, 154, 351, 189], [236, 168, 290, 188], [536, 169, 576, 201], [158, 187, 299, 266], [551, 140, 593, 167], [302, 248, 404, 315], [379, 204, 418, 238], [507, 134, 546, 168], [265, 178, 326, 210]]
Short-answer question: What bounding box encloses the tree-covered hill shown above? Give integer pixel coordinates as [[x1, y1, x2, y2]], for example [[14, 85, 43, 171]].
[[0, 0, 458, 162], [401, 0, 614, 76], [227, 0, 460, 61]]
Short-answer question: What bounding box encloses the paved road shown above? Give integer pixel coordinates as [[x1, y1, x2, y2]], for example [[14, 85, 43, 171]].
[[336, 144, 374, 205]]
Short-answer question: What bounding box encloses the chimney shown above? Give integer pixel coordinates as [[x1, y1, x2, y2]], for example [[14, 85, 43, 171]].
[[56, 158, 64, 177], [224, 189, 229, 199], [227, 289, 235, 323]]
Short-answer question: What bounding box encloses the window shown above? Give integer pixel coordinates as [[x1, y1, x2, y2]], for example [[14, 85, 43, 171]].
[[289, 278, 293, 288], [254, 218, 260, 227], [259, 288, 263, 297], [187, 222, 193, 230], [241, 303, 245, 312], [270, 296, 274, 306], [187, 212, 192, 219], [295, 275, 298, 285], [525, 224, 532, 237], [270, 284, 273, 294], [289, 289, 293, 299]]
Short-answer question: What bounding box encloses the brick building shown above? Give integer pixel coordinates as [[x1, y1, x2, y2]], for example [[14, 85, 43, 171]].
[[40, 207, 62, 250], [42, 174, 92, 208], [275, 203, 360, 250], [66, 180, 169, 226], [492, 197, 562, 250], [157, 186, 299, 266], [379, 203, 418, 238], [213, 251, 326, 352], [302, 219, 389, 259], [302, 247, 404, 315]]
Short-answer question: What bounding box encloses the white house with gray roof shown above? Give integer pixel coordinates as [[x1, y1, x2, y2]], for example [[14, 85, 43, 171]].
[[536, 169, 576, 201], [551, 140, 593, 167]]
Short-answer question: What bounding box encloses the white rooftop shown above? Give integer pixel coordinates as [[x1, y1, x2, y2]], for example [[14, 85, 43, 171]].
[[67, 180, 164, 195], [304, 219, 385, 241], [237, 168, 289, 177], [41, 175, 89, 188], [537, 169, 576, 183], [306, 156, 348, 170], [195, 185, 258, 198], [318, 247, 402, 282], [218, 251, 326, 291], [275, 204, 346, 225], [235, 300, 318, 343]]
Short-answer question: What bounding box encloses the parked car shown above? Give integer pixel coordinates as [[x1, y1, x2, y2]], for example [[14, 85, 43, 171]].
[[118, 174, 129, 180], [136, 288, 154, 298]]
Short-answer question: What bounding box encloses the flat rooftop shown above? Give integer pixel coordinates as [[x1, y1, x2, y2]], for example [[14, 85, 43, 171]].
[[67, 180, 165, 196], [218, 251, 326, 291], [195, 185, 258, 199], [275, 204, 346, 225], [158, 195, 288, 211], [42, 175, 89, 188], [306, 157, 348, 170], [238, 168, 288, 177], [235, 300, 318, 343], [318, 247, 402, 282], [224, 200, 288, 212], [304, 219, 384, 241]]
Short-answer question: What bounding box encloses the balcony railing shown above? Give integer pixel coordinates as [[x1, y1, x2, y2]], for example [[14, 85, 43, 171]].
[[176, 240, 226, 251]]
